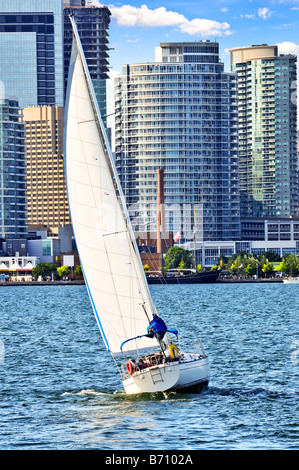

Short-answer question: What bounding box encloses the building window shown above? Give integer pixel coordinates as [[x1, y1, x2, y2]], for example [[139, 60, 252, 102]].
[[42, 240, 51, 256]]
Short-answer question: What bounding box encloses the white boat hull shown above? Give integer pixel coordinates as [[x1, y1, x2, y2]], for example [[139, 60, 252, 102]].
[[122, 354, 210, 394], [283, 278, 299, 283]]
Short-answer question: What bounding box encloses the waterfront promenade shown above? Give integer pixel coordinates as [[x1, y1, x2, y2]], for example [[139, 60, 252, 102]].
[[0, 280, 85, 286], [0, 278, 283, 286]]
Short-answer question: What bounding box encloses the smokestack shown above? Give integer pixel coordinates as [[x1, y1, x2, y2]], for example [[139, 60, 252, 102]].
[[157, 169, 165, 259]]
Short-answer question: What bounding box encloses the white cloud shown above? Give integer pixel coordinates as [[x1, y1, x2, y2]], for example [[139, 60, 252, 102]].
[[179, 18, 232, 36], [276, 41, 299, 56], [109, 4, 233, 37], [109, 4, 186, 27], [241, 7, 272, 20], [240, 13, 256, 19], [258, 7, 272, 20], [127, 38, 142, 43]]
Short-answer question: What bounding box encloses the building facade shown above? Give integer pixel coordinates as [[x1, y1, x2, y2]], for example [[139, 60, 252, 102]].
[[0, 0, 64, 108], [63, 1, 111, 126], [230, 45, 298, 218], [0, 98, 26, 239], [0, 1, 65, 239], [188, 238, 299, 267], [23, 106, 70, 233], [115, 42, 240, 243]]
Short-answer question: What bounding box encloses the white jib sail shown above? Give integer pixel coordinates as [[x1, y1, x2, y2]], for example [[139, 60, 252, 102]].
[[64, 18, 158, 356]]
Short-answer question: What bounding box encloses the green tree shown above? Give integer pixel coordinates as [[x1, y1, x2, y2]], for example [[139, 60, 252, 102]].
[[262, 250, 281, 262], [244, 263, 256, 276], [178, 260, 187, 271], [211, 264, 219, 271], [57, 265, 70, 278], [262, 262, 274, 278], [164, 246, 193, 271], [283, 253, 299, 276], [32, 262, 58, 279], [74, 265, 83, 276], [278, 259, 288, 273], [229, 262, 238, 275]]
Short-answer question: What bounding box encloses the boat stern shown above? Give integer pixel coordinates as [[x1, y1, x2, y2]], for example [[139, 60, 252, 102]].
[[123, 362, 180, 394]]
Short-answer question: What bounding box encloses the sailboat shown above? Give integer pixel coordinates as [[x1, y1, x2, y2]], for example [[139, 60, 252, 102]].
[[63, 16, 210, 394], [283, 277, 299, 284]]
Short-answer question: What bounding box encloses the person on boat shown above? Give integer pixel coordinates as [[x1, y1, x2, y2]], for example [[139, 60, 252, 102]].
[[146, 314, 178, 357], [120, 314, 178, 360]]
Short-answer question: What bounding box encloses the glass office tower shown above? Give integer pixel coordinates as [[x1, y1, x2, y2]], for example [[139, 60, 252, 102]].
[[230, 45, 298, 218], [115, 42, 240, 242], [63, 1, 111, 126], [0, 98, 26, 238], [0, 0, 65, 239], [0, 0, 64, 108]]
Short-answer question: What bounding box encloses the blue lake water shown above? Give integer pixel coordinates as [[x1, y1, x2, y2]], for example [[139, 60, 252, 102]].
[[0, 283, 298, 450]]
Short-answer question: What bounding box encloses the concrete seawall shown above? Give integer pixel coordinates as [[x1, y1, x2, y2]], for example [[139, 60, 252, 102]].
[[0, 280, 85, 286]]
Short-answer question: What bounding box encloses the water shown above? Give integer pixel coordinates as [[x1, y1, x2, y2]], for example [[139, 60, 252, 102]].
[[0, 283, 298, 450]]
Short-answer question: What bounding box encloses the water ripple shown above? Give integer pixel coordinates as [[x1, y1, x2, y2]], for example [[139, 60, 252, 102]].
[[0, 284, 298, 449]]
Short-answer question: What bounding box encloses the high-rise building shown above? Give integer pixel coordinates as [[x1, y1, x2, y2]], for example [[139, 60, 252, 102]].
[[23, 106, 70, 233], [63, 1, 111, 126], [115, 42, 240, 243], [0, 98, 26, 238], [230, 45, 298, 218], [0, 1, 65, 239], [0, 0, 64, 108]]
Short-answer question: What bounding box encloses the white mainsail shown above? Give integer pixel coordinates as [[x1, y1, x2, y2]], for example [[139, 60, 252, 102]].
[[64, 17, 158, 356]]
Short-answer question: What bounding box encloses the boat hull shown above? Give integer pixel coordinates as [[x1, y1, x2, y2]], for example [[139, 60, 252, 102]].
[[122, 355, 210, 394], [146, 270, 220, 284], [172, 355, 210, 392]]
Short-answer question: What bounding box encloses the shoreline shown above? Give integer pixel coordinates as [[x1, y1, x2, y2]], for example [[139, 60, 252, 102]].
[[216, 278, 283, 283], [0, 278, 284, 286], [0, 280, 85, 286]]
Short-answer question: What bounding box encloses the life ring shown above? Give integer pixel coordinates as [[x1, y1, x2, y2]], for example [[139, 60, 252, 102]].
[[126, 360, 134, 375], [169, 344, 179, 360]]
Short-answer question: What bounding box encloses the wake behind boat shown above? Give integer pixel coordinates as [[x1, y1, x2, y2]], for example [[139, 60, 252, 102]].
[[64, 16, 210, 395]]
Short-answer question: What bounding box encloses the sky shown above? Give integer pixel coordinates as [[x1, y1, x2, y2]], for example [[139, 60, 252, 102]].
[[91, 0, 299, 75]]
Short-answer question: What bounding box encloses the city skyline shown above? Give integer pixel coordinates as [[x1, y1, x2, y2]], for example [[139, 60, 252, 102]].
[[90, 1, 299, 75]]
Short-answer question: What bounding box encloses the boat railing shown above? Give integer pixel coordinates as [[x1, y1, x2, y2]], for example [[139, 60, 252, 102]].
[[121, 344, 185, 379], [120, 363, 127, 379], [192, 338, 206, 357]]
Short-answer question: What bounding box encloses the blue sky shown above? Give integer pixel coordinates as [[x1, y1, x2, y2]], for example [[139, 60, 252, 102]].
[[92, 0, 299, 74]]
